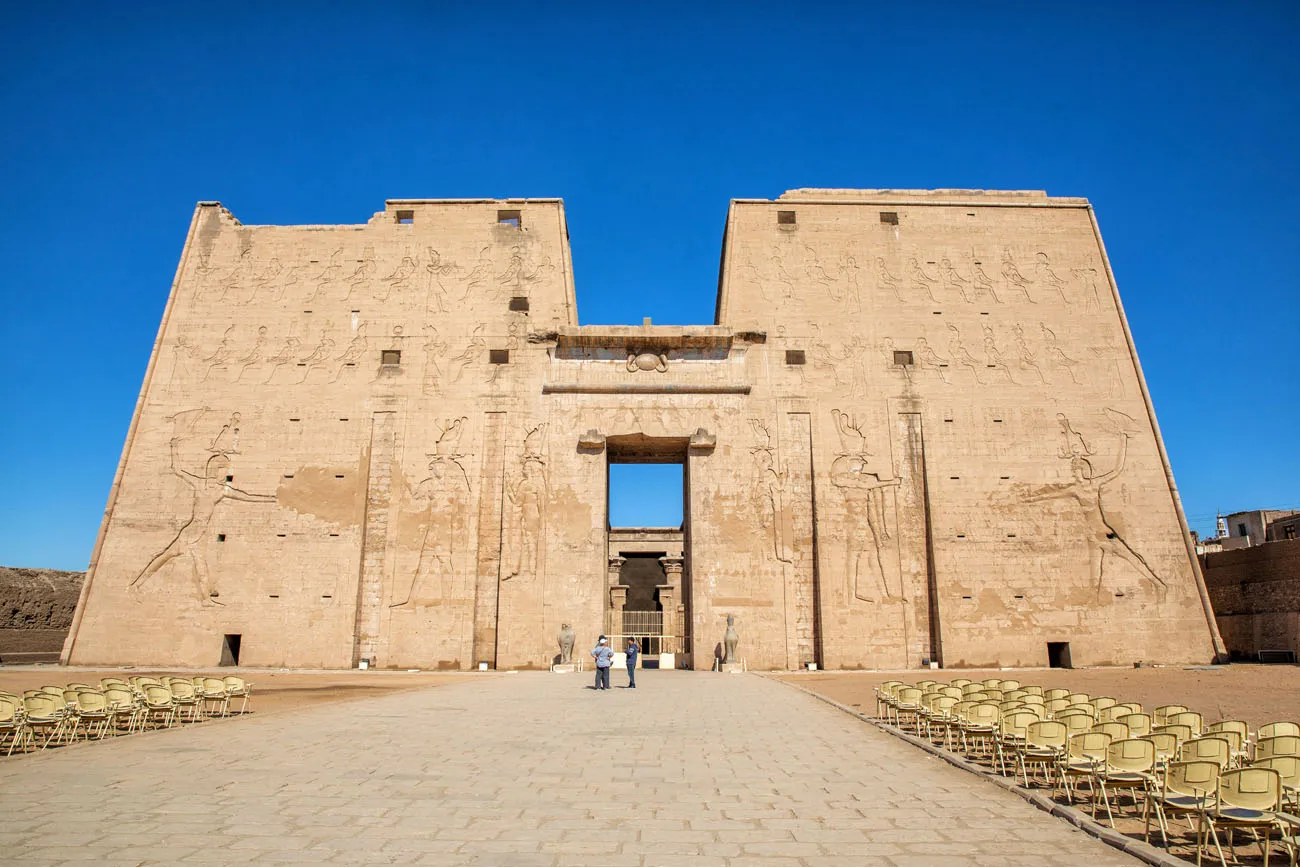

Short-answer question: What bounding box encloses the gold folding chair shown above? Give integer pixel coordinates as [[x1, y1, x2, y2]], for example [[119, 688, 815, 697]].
[[1143, 759, 1219, 852], [1154, 704, 1190, 727], [1202, 767, 1283, 867], [1180, 736, 1232, 772], [1092, 738, 1156, 826], [1018, 720, 1068, 788], [1060, 731, 1113, 804], [1256, 735, 1300, 761]]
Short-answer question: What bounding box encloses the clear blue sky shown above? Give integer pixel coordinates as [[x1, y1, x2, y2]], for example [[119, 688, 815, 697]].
[[2, 3, 1297, 569]]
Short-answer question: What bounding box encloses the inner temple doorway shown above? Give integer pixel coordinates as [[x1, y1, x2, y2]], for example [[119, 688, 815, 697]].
[[605, 435, 690, 667]]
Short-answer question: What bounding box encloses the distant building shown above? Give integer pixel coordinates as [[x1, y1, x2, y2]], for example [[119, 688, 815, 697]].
[[1267, 513, 1300, 542], [1202, 538, 1300, 662], [1221, 509, 1300, 549]]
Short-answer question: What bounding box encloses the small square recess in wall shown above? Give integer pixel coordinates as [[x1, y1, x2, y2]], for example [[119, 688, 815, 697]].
[[894, 350, 914, 366], [381, 349, 401, 366], [784, 349, 805, 365], [489, 349, 510, 364], [880, 211, 899, 225]]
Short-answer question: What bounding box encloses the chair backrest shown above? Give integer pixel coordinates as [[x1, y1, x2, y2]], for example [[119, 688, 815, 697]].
[[1252, 755, 1300, 790], [999, 680, 1021, 691], [40, 691, 68, 711], [1154, 723, 1193, 745], [1179, 736, 1231, 769], [1092, 696, 1117, 712], [981, 678, 1001, 689], [1162, 759, 1220, 798], [1119, 713, 1152, 737], [961, 682, 984, 695], [0, 697, 19, 723], [938, 686, 963, 699], [1003, 689, 1028, 701], [76, 691, 108, 712], [1044, 698, 1071, 716], [965, 692, 990, 702], [1001, 710, 1041, 739], [23, 695, 58, 718], [877, 680, 902, 696], [998, 700, 1025, 714], [203, 677, 228, 694], [1068, 731, 1112, 761], [1166, 711, 1203, 735], [1153, 704, 1189, 726], [968, 703, 1001, 726], [952, 700, 978, 721], [1023, 685, 1045, 697], [1061, 712, 1095, 736], [1020, 694, 1045, 707], [1255, 735, 1300, 760], [99, 678, 127, 689], [1026, 720, 1068, 750], [931, 696, 958, 717], [981, 688, 1004, 702], [169, 681, 197, 699], [104, 687, 135, 709], [1107, 738, 1156, 774], [1066, 693, 1091, 705], [223, 676, 248, 692], [1257, 721, 1300, 740], [1207, 719, 1248, 740], [916, 680, 937, 691], [1218, 767, 1281, 812], [1097, 705, 1128, 723], [61, 688, 82, 706], [896, 687, 922, 706], [1143, 731, 1179, 763], [143, 685, 174, 705], [1044, 688, 1071, 701], [1093, 721, 1130, 741], [949, 678, 972, 688]]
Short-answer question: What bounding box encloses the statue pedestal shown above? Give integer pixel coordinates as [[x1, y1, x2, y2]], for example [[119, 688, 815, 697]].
[[720, 663, 744, 674], [550, 664, 575, 674]]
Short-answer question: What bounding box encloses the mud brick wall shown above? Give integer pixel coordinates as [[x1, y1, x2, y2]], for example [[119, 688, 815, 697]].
[[0, 567, 85, 657], [1202, 539, 1300, 659]]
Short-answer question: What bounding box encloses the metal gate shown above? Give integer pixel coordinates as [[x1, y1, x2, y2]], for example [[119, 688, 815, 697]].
[[605, 609, 685, 656]]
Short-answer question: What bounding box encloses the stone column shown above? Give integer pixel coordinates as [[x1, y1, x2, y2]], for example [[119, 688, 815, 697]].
[[609, 585, 628, 638], [606, 556, 625, 635], [659, 556, 684, 653]]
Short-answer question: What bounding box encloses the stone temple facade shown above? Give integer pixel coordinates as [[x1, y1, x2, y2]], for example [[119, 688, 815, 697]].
[[63, 190, 1226, 670]]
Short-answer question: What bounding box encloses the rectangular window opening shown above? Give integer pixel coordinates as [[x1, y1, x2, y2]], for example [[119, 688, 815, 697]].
[[216, 534, 226, 542], [381, 349, 401, 366], [784, 349, 806, 365], [893, 350, 913, 366], [395, 210, 415, 224], [497, 209, 521, 228], [225, 475, 233, 483], [219, 634, 242, 667], [509, 296, 530, 313], [879, 211, 899, 225], [489, 349, 510, 364], [1047, 641, 1072, 669], [777, 210, 797, 226]]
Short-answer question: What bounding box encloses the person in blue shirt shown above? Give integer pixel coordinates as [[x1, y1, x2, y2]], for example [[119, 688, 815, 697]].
[[625, 638, 639, 689], [590, 637, 613, 690]]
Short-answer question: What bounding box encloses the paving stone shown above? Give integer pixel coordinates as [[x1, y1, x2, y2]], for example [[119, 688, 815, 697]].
[[0, 671, 1141, 865]]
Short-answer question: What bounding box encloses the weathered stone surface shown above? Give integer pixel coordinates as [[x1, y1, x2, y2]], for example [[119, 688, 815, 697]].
[[0, 566, 84, 658], [63, 191, 1222, 670]]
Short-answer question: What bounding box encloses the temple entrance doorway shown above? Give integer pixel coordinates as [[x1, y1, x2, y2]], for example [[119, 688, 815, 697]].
[[605, 434, 691, 668]]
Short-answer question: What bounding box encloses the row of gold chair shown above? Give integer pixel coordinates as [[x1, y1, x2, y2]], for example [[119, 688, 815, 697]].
[[875, 678, 1300, 866], [0, 675, 253, 756]]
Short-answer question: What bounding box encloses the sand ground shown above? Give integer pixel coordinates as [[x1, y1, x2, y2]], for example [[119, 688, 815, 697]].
[[0, 667, 487, 716], [777, 663, 1300, 728]]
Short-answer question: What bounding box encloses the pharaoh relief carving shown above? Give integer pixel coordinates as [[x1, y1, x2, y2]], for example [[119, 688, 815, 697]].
[[345, 247, 377, 301], [502, 424, 548, 583], [421, 324, 448, 396], [128, 409, 275, 605], [425, 248, 459, 314], [449, 325, 486, 384], [1011, 409, 1168, 601], [828, 410, 903, 604], [748, 420, 793, 566], [330, 322, 368, 382], [391, 417, 471, 608], [380, 252, 417, 301], [307, 249, 344, 303]]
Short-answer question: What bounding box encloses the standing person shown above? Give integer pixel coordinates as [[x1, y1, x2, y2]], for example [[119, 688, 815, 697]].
[[590, 637, 613, 690], [625, 638, 639, 689]]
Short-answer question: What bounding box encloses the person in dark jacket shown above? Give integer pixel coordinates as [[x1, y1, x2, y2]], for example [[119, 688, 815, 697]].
[[625, 638, 639, 689]]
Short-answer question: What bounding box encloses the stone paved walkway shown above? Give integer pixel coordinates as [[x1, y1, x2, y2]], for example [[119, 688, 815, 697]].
[[0, 671, 1140, 866]]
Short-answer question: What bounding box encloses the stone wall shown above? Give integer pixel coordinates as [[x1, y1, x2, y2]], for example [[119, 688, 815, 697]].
[[1202, 539, 1300, 660], [0, 567, 85, 660]]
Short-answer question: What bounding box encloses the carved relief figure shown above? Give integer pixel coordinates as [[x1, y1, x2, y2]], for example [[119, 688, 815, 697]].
[[503, 424, 548, 582], [1040, 324, 1081, 384], [811, 327, 866, 397], [939, 258, 974, 303], [298, 323, 337, 382], [391, 417, 471, 608], [749, 420, 792, 565], [168, 334, 201, 389], [969, 256, 1003, 304], [913, 337, 951, 384], [906, 257, 941, 304], [263, 332, 303, 384], [246, 257, 282, 304], [497, 246, 525, 286], [425, 248, 459, 313], [1000, 249, 1035, 303], [1072, 265, 1104, 311], [449, 325, 486, 383], [1015, 411, 1167, 601], [981, 324, 1015, 384], [875, 257, 906, 303], [463, 247, 495, 299], [1034, 253, 1070, 304], [829, 410, 902, 603], [380, 253, 417, 301], [202, 326, 238, 381], [1009, 323, 1046, 384], [836, 251, 863, 311], [331, 323, 368, 382], [129, 409, 275, 604], [421, 324, 447, 396], [233, 326, 270, 382], [945, 325, 984, 384], [307, 249, 344, 302], [345, 247, 377, 300]]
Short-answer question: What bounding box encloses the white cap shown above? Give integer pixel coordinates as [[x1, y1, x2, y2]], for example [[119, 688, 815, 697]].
[[599, 638, 607, 644]]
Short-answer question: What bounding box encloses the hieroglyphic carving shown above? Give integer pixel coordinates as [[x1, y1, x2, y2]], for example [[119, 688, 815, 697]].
[[502, 424, 547, 582], [938, 258, 974, 303], [1000, 249, 1035, 303], [421, 324, 447, 396], [829, 410, 902, 603], [246, 257, 282, 304], [345, 247, 377, 301], [810, 326, 866, 397], [264, 331, 303, 384], [128, 409, 275, 604], [875, 257, 906, 303], [463, 247, 495, 299], [1039, 324, 1081, 384], [1072, 264, 1104, 311], [836, 251, 862, 311], [906, 257, 941, 304], [232, 326, 270, 382], [945, 325, 984, 384], [168, 334, 202, 389], [425, 248, 459, 313], [1015, 410, 1167, 601], [969, 256, 1004, 304], [331, 323, 368, 382], [380, 252, 416, 301], [1009, 323, 1046, 384], [1034, 253, 1070, 304], [980, 325, 1015, 384], [913, 337, 951, 384], [298, 323, 337, 382], [748, 420, 792, 565], [448, 325, 485, 383], [307, 249, 344, 302], [391, 417, 471, 608], [202, 326, 238, 381]]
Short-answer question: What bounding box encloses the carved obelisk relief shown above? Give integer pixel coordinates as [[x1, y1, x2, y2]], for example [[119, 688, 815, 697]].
[[353, 411, 397, 666], [784, 412, 817, 669], [472, 412, 507, 667]]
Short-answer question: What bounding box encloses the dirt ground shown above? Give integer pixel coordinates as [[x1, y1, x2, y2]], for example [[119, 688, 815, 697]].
[[777, 664, 1300, 727], [0, 667, 485, 716]]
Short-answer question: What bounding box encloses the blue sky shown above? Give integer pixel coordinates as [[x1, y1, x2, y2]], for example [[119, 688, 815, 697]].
[[1, 3, 1297, 569]]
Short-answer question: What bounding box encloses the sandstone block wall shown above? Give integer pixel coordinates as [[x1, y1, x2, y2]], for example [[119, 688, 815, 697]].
[[1, 567, 84, 659], [1203, 538, 1300, 659], [63, 190, 1222, 671]]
